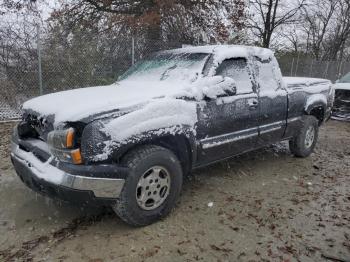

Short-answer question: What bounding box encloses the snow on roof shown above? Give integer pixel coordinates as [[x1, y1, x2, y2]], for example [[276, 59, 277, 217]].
[[163, 45, 274, 61]]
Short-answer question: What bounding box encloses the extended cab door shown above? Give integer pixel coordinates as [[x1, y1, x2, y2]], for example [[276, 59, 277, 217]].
[[253, 57, 288, 145], [196, 58, 260, 165]]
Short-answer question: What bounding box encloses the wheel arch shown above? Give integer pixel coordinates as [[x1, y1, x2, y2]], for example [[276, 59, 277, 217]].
[[304, 95, 327, 125], [114, 134, 196, 176], [305, 105, 326, 125]]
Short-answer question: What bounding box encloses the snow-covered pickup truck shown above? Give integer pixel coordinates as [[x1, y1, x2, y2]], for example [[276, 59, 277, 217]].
[[11, 45, 334, 226]]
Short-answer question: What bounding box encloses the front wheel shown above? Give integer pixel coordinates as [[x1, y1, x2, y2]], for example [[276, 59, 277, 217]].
[[113, 145, 183, 226], [289, 115, 319, 158]]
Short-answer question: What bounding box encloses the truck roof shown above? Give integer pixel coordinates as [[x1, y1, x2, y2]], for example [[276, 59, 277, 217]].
[[162, 45, 274, 61]]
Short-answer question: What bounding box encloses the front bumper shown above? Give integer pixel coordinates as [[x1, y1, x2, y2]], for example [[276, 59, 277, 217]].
[[331, 104, 350, 122], [11, 141, 126, 205]]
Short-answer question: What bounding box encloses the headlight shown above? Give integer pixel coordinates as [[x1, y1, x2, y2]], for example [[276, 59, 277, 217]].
[[47, 128, 75, 149], [47, 128, 83, 164]]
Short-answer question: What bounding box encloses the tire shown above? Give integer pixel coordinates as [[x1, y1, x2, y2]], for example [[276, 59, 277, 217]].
[[289, 115, 319, 158], [113, 145, 183, 226]]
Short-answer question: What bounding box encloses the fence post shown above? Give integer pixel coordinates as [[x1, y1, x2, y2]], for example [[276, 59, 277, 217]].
[[290, 58, 294, 76], [294, 52, 300, 76], [324, 61, 330, 78], [309, 59, 314, 78], [37, 24, 43, 95], [337, 60, 343, 80], [131, 37, 135, 66]]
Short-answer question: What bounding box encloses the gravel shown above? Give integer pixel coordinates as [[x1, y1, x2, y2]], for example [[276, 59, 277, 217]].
[[0, 120, 349, 262]]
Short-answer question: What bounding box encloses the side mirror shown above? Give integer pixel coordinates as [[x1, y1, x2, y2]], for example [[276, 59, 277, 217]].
[[184, 76, 237, 101], [200, 76, 237, 100], [219, 82, 237, 97]]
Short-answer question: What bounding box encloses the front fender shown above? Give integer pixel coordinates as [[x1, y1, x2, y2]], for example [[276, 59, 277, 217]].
[[111, 125, 196, 157], [81, 98, 198, 163], [81, 120, 197, 163]]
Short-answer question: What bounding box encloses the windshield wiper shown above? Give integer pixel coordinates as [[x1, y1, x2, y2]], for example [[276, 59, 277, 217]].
[[160, 64, 177, 81]]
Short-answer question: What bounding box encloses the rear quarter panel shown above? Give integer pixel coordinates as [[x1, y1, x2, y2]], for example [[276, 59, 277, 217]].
[[284, 79, 333, 138]]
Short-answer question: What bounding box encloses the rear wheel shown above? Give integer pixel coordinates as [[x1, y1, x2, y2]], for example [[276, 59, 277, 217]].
[[113, 145, 183, 226], [289, 115, 319, 158]]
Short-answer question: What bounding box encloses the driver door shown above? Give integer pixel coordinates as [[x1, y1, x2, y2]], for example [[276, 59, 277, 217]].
[[196, 58, 260, 165]]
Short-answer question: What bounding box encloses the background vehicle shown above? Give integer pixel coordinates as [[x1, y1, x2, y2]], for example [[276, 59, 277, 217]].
[[332, 72, 350, 121], [11, 45, 334, 226]]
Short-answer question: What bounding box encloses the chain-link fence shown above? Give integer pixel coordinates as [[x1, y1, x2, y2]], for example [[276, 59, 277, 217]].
[[278, 55, 350, 81], [1, 37, 350, 122], [0, 36, 183, 121]]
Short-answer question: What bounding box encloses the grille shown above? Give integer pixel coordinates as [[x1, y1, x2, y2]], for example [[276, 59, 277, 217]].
[[20, 114, 54, 141]]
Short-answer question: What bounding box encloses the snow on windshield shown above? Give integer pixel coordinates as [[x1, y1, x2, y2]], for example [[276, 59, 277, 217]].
[[119, 53, 209, 83]]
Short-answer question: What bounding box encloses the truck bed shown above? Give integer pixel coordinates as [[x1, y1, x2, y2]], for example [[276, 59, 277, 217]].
[[283, 77, 330, 88]]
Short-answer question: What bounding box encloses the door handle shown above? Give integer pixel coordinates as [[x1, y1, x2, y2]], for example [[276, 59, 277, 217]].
[[248, 99, 259, 109]]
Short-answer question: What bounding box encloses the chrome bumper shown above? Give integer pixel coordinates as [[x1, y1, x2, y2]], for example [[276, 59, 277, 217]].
[[11, 142, 125, 199]]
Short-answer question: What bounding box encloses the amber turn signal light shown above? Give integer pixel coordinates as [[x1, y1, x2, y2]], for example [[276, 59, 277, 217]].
[[71, 149, 83, 165], [66, 128, 75, 148]]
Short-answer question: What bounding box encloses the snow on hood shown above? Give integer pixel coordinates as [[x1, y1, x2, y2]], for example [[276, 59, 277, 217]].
[[22, 80, 190, 126], [22, 75, 236, 127], [334, 83, 350, 91]]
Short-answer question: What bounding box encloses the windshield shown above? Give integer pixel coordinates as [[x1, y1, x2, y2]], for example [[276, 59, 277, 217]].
[[339, 72, 350, 83], [119, 52, 209, 83]]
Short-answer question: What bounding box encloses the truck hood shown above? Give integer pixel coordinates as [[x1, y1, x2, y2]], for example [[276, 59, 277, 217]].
[[22, 80, 187, 126]]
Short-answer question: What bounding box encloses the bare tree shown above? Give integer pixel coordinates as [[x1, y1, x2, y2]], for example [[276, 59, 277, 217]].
[[323, 0, 350, 60], [298, 0, 350, 61], [248, 0, 306, 48], [0, 0, 43, 104], [0, 0, 42, 71], [58, 0, 246, 44], [280, 25, 304, 53], [300, 0, 338, 60]]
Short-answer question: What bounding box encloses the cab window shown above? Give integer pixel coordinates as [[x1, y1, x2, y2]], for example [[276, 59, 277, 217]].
[[254, 58, 281, 91]]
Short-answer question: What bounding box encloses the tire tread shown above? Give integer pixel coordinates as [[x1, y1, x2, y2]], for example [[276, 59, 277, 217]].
[[289, 115, 319, 158], [114, 145, 182, 226]]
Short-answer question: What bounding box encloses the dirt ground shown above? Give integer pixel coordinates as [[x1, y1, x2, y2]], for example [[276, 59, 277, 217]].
[[0, 120, 349, 262]]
